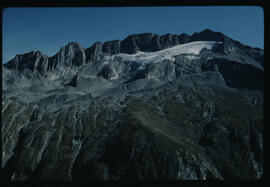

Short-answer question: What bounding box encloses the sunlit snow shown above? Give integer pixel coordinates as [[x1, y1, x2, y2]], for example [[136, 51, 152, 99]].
[[105, 41, 222, 65]]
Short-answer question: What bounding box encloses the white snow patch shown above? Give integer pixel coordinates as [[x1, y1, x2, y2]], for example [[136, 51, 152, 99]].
[[110, 73, 119, 80], [102, 61, 110, 65], [106, 41, 222, 65]]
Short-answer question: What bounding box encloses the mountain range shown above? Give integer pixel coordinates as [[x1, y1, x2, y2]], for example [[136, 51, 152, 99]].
[[2, 29, 263, 180]]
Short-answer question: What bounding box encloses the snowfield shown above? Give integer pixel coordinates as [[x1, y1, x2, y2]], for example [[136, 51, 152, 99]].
[[104, 41, 222, 65]]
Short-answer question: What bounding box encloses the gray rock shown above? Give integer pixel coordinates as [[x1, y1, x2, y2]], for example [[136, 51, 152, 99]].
[[99, 66, 118, 80], [120, 34, 139, 54], [48, 42, 86, 71], [178, 33, 191, 44], [190, 29, 225, 42], [135, 33, 157, 51], [4, 51, 49, 75], [145, 59, 176, 81], [85, 42, 103, 63], [160, 33, 180, 49], [103, 40, 121, 54]]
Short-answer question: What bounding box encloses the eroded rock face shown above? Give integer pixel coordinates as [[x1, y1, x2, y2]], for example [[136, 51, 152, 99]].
[[99, 66, 118, 80], [201, 58, 263, 90], [103, 40, 121, 54], [4, 51, 49, 75], [160, 33, 180, 49], [190, 29, 264, 67], [2, 29, 263, 181], [178, 33, 191, 44], [85, 42, 104, 63], [48, 42, 86, 71], [190, 29, 224, 42], [119, 32, 191, 54], [145, 59, 176, 81], [120, 34, 139, 54]]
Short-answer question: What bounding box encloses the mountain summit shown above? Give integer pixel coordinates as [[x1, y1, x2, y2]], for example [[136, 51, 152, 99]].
[[4, 29, 263, 71], [2, 29, 263, 181]]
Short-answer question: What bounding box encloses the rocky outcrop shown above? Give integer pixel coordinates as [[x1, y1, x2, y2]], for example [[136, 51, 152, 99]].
[[160, 33, 180, 49], [119, 33, 191, 54], [47, 42, 86, 71], [120, 34, 139, 54], [178, 33, 191, 44], [145, 59, 176, 81], [174, 55, 202, 77], [201, 58, 263, 90], [3, 51, 49, 75], [102, 40, 121, 54], [85, 42, 104, 63], [190, 29, 264, 66], [98, 66, 118, 80], [64, 74, 78, 87], [190, 29, 224, 42]]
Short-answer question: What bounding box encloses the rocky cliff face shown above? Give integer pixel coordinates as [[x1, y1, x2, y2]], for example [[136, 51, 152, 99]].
[[102, 40, 121, 54], [85, 42, 103, 63], [4, 51, 49, 75], [2, 29, 263, 181], [48, 42, 86, 69]]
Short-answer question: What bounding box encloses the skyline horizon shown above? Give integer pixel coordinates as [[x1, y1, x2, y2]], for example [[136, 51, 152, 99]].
[[3, 27, 264, 63], [3, 7, 264, 63]]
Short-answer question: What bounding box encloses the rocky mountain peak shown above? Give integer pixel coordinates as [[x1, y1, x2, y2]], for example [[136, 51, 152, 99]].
[[4, 50, 48, 73], [120, 34, 139, 54], [28, 50, 43, 56], [119, 32, 190, 54], [85, 42, 104, 63], [190, 29, 225, 42], [103, 40, 121, 54], [64, 42, 84, 51], [58, 42, 85, 57], [46, 42, 86, 72], [3, 29, 263, 78]]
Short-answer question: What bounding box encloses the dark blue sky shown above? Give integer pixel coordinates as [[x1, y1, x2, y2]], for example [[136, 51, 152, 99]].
[[3, 6, 264, 62]]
